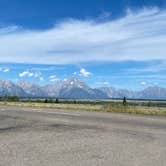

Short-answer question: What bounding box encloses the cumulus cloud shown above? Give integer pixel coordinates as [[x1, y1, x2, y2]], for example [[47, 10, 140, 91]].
[[19, 71, 41, 78], [79, 68, 91, 77], [49, 75, 59, 82], [103, 82, 110, 85], [73, 72, 77, 75], [0, 67, 10, 72], [0, 8, 166, 64], [96, 81, 110, 85], [140, 81, 147, 86], [140, 81, 159, 86]]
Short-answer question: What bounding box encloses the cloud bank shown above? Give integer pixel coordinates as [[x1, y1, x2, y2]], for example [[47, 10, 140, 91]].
[[0, 8, 166, 64]]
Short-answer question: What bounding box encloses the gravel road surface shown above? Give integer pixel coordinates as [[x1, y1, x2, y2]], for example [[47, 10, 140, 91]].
[[0, 106, 166, 166]]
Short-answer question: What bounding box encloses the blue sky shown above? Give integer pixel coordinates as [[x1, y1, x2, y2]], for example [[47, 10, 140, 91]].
[[0, 0, 166, 90]]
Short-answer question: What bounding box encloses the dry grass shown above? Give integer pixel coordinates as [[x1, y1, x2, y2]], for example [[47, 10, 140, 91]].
[[103, 104, 166, 116], [0, 102, 102, 111], [0, 101, 166, 116]]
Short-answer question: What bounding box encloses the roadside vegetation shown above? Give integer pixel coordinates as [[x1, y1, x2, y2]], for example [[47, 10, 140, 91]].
[[0, 96, 166, 116]]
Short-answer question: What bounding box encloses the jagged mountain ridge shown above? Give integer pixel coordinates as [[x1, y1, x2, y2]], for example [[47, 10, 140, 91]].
[[99, 86, 166, 100], [0, 80, 27, 97], [18, 81, 48, 97], [0, 78, 166, 99], [44, 78, 106, 99]]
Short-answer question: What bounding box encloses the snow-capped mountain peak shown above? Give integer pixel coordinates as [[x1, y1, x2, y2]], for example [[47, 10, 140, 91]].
[[0, 78, 166, 99]]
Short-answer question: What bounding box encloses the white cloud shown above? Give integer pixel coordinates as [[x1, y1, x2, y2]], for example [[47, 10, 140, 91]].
[[103, 82, 110, 85], [0, 26, 20, 35], [73, 72, 77, 75], [64, 78, 67, 81], [79, 68, 91, 77], [49, 75, 59, 82], [0, 8, 166, 64], [19, 71, 41, 78], [19, 71, 33, 77], [140, 81, 147, 86], [96, 81, 110, 85], [0, 67, 10, 72], [39, 77, 44, 81]]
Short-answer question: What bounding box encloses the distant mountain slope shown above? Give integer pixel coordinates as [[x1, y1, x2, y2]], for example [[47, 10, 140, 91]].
[[0, 80, 27, 97], [99, 87, 136, 99], [0, 78, 166, 100], [137, 86, 166, 100], [44, 78, 107, 99], [17, 81, 48, 97]]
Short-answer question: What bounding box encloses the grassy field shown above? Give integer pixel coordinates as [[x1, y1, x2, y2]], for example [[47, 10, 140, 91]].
[[0, 101, 166, 116], [0, 102, 102, 111]]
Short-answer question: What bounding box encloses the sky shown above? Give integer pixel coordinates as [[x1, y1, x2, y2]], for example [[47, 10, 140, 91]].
[[0, 0, 166, 90]]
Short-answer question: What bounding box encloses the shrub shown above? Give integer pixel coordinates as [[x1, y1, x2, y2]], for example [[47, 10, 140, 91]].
[[7, 96, 20, 102], [44, 99, 48, 103]]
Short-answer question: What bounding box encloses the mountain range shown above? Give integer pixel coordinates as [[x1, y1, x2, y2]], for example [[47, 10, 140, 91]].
[[0, 78, 166, 100]]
